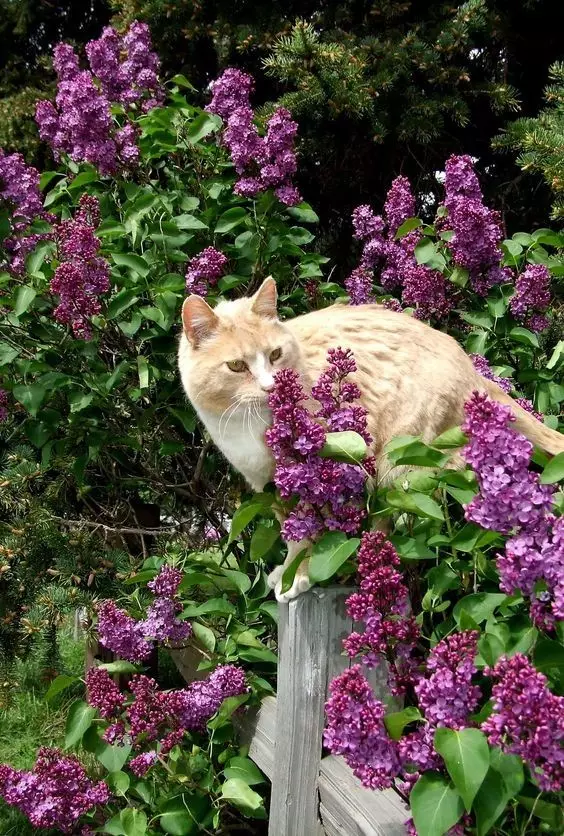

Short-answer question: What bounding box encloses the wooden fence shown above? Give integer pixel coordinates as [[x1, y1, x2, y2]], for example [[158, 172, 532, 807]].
[[174, 587, 408, 836]]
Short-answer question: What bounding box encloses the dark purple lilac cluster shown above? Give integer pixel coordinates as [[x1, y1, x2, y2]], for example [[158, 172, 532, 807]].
[[0, 150, 44, 226], [346, 177, 453, 320], [471, 355, 541, 419], [207, 68, 301, 206], [35, 22, 163, 174], [415, 632, 481, 729], [185, 246, 228, 295], [343, 531, 419, 691], [86, 667, 125, 719], [49, 194, 110, 339], [0, 747, 110, 832], [509, 263, 551, 333], [0, 389, 8, 422], [96, 563, 191, 663], [443, 155, 511, 295], [265, 349, 374, 542], [462, 392, 562, 629], [482, 654, 564, 791]]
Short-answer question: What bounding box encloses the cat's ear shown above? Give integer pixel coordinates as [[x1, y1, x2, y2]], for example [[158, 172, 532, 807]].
[[182, 295, 219, 347], [251, 276, 278, 319]]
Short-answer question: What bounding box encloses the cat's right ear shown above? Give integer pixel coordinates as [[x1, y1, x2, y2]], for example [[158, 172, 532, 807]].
[[182, 296, 219, 348]]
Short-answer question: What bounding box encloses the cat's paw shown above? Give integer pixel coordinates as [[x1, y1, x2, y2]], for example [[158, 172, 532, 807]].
[[274, 572, 312, 604], [266, 565, 284, 589]]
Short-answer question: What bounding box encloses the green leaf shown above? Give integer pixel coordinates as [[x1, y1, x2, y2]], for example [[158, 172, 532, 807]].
[[286, 202, 319, 223], [99, 660, 141, 674], [107, 771, 130, 796], [65, 699, 97, 748], [533, 638, 564, 676], [280, 549, 307, 594], [250, 522, 280, 561], [215, 207, 248, 234], [490, 748, 524, 798], [395, 217, 422, 238], [449, 266, 470, 287], [45, 674, 78, 704], [508, 326, 539, 348], [546, 340, 564, 369], [540, 451, 564, 484], [0, 341, 19, 365], [474, 767, 511, 836], [182, 598, 236, 617], [224, 756, 265, 785], [187, 111, 222, 143], [112, 252, 150, 277], [308, 531, 360, 583], [383, 707, 422, 740], [68, 390, 93, 413], [159, 794, 210, 835], [503, 239, 523, 258], [229, 498, 271, 542], [460, 311, 494, 330], [14, 285, 37, 316], [453, 593, 507, 626], [167, 407, 196, 434], [432, 427, 467, 449], [414, 238, 436, 264], [174, 213, 207, 230], [221, 778, 266, 818], [13, 383, 47, 417], [319, 430, 368, 463], [95, 737, 132, 773], [68, 169, 99, 191], [120, 808, 148, 836], [386, 490, 444, 521], [170, 73, 197, 90], [410, 772, 464, 836], [192, 621, 216, 653], [434, 728, 490, 811], [137, 355, 149, 389], [208, 693, 250, 729], [106, 288, 139, 320]]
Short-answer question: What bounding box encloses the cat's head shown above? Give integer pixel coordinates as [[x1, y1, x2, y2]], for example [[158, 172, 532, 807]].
[[178, 278, 302, 414]]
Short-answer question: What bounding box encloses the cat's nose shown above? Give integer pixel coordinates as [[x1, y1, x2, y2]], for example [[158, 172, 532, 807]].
[[260, 376, 275, 392]]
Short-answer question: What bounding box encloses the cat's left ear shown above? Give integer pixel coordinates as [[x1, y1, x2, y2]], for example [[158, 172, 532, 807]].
[[251, 277, 278, 319], [182, 295, 219, 347]]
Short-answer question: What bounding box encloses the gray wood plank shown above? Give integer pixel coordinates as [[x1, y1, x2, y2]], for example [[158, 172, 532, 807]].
[[268, 588, 343, 836], [319, 755, 407, 836], [236, 695, 276, 780]]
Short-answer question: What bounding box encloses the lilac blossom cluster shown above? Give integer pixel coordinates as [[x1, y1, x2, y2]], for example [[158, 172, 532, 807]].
[[185, 246, 228, 295], [0, 747, 110, 832], [346, 177, 453, 320], [443, 155, 511, 295], [207, 68, 301, 205], [509, 263, 551, 332], [96, 564, 191, 663], [35, 22, 163, 174], [49, 194, 110, 338], [471, 355, 542, 419], [0, 389, 8, 422], [415, 632, 481, 729], [343, 531, 419, 692], [482, 654, 564, 791], [265, 348, 374, 542]]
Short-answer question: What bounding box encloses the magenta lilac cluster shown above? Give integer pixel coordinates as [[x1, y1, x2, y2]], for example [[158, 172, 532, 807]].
[[343, 532, 419, 692], [471, 355, 541, 419], [0, 389, 8, 422], [185, 246, 228, 295], [443, 155, 512, 295], [509, 263, 551, 332], [207, 68, 301, 205], [346, 177, 453, 320], [415, 632, 481, 729], [482, 654, 564, 791], [0, 150, 44, 225], [36, 22, 163, 174], [49, 194, 110, 338], [96, 564, 191, 662], [462, 392, 562, 628], [0, 748, 110, 832], [265, 348, 374, 542]]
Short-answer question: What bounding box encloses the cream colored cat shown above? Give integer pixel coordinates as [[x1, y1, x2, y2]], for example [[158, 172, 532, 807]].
[[178, 277, 564, 603]]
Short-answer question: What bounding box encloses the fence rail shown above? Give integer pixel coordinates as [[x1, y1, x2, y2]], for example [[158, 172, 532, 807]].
[[173, 587, 408, 835]]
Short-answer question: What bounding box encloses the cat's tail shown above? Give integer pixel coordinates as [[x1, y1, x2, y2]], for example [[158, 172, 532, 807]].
[[484, 380, 564, 456]]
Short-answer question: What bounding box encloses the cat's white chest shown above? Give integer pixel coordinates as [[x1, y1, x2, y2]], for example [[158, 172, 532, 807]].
[[197, 406, 274, 492]]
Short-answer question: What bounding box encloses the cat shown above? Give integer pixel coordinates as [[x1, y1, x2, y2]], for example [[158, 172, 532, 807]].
[[178, 277, 564, 603]]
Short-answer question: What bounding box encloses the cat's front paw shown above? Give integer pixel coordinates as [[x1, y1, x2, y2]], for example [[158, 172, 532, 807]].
[[266, 565, 284, 589], [274, 571, 312, 604]]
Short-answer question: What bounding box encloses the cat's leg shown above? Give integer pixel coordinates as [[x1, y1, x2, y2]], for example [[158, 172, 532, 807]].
[[267, 537, 312, 603]]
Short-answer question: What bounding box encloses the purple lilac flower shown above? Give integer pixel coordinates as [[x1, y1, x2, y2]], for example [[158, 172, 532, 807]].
[[126, 674, 173, 745], [208, 69, 301, 205], [148, 565, 183, 597], [398, 726, 442, 778], [204, 523, 222, 542], [383, 175, 415, 235], [345, 267, 373, 305], [129, 751, 158, 777], [443, 155, 509, 295], [352, 205, 384, 240], [96, 600, 152, 663], [482, 654, 564, 792], [3, 231, 53, 277], [514, 397, 543, 423], [142, 597, 192, 643], [266, 351, 373, 542], [470, 354, 512, 394], [0, 748, 110, 833], [0, 151, 44, 224], [50, 195, 110, 338], [324, 666, 401, 789], [176, 664, 249, 731], [343, 532, 419, 693], [462, 392, 554, 534], [86, 667, 125, 719], [119, 22, 164, 111], [383, 298, 403, 312], [415, 632, 481, 729], [185, 246, 228, 295], [0, 390, 8, 422], [401, 264, 453, 321], [509, 264, 551, 332]]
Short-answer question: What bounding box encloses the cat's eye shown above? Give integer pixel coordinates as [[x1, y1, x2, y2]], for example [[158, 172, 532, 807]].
[[270, 347, 282, 363], [226, 359, 247, 373]]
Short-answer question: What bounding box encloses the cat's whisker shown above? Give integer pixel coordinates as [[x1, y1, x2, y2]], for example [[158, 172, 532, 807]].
[[218, 400, 240, 440]]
